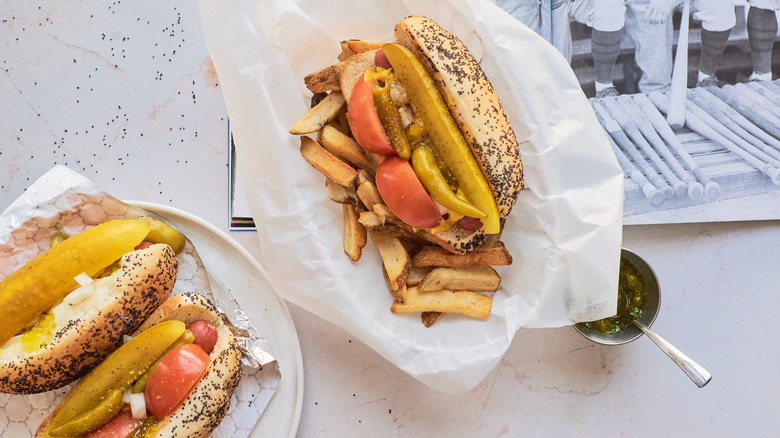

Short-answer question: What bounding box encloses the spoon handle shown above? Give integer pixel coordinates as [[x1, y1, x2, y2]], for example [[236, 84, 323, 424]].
[[633, 319, 712, 388]]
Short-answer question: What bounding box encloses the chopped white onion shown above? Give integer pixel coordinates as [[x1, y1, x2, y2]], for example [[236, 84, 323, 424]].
[[122, 387, 133, 404], [130, 393, 147, 420], [62, 284, 94, 305], [74, 272, 93, 287], [123, 335, 134, 344]]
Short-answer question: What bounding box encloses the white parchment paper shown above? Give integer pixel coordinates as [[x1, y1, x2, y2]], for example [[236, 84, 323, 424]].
[[200, 0, 624, 393], [0, 166, 277, 437]]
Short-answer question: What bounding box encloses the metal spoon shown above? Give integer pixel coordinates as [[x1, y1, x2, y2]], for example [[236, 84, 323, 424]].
[[633, 319, 712, 388]]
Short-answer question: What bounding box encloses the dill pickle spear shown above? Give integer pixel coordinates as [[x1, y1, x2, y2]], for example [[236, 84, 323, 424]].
[[382, 43, 500, 234], [48, 388, 125, 436], [41, 320, 186, 438], [411, 147, 485, 218], [0, 219, 151, 346], [140, 217, 186, 254]]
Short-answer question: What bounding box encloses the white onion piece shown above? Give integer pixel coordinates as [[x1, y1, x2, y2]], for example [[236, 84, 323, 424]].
[[122, 387, 133, 404], [432, 199, 448, 216], [130, 393, 147, 420], [74, 272, 93, 287], [63, 284, 94, 305]]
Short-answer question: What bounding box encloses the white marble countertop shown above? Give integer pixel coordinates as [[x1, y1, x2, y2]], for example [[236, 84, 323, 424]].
[[2, 1, 779, 437]]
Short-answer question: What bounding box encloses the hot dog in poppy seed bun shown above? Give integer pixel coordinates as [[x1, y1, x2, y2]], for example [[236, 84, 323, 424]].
[[36, 292, 242, 438], [394, 15, 524, 219], [132, 292, 242, 438], [0, 242, 177, 394], [345, 16, 523, 254]]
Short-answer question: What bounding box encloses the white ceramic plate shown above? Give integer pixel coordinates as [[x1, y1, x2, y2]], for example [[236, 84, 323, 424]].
[[129, 201, 303, 438]]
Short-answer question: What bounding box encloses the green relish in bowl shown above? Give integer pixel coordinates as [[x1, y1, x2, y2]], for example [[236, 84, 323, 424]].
[[585, 259, 647, 334]]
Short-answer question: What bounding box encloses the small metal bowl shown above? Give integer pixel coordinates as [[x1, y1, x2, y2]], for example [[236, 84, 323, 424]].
[[574, 247, 661, 345]]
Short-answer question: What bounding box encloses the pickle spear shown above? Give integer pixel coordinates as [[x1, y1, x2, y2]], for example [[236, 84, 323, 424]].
[[0, 219, 151, 346], [41, 320, 186, 438], [48, 388, 125, 436], [140, 217, 186, 254], [382, 43, 501, 234]]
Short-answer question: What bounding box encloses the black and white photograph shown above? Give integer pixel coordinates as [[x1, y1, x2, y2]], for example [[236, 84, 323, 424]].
[[495, 0, 780, 224]]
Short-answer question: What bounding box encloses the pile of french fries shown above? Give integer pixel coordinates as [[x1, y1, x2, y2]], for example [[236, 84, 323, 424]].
[[289, 40, 513, 327]]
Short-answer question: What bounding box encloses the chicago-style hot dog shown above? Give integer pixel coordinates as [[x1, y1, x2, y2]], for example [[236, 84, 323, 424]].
[[289, 16, 523, 323], [0, 218, 183, 394], [343, 15, 524, 254], [36, 292, 243, 438]]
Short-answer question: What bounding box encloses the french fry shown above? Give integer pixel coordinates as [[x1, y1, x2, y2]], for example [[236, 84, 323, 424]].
[[290, 91, 346, 135], [382, 267, 407, 303], [369, 229, 410, 293], [343, 204, 366, 262], [371, 203, 398, 222], [300, 137, 356, 187], [357, 221, 420, 243], [326, 177, 358, 206], [317, 125, 375, 172], [390, 286, 492, 320], [344, 40, 384, 54], [406, 267, 432, 287], [310, 92, 327, 108], [421, 311, 445, 328], [357, 180, 384, 212], [304, 62, 343, 93], [419, 266, 501, 292], [337, 41, 355, 62], [356, 169, 372, 186], [411, 242, 513, 267], [336, 109, 351, 137], [358, 211, 385, 228]]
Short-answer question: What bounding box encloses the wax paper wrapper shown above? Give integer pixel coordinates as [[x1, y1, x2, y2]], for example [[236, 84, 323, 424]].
[[0, 166, 278, 437], [200, 0, 624, 393]]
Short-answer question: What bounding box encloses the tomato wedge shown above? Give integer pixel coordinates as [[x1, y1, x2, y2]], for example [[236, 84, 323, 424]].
[[83, 410, 140, 438], [144, 344, 210, 420], [375, 156, 442, 229], [347, 73, 395, 156]]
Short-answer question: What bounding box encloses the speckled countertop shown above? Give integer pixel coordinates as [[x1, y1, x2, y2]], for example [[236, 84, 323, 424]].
[[2, 2, 779, 437]]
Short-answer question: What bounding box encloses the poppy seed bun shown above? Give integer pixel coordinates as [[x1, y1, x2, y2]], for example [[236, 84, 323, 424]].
[[36, 292, 242, 438], [135, 292, 242, 438], [394, 15, 524, 219], [0, 243, 177, 394]]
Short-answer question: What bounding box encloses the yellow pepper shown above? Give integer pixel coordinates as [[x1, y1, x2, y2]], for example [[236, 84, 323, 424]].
[[373, 85, 411, 159], [382, 43, 501, 234], [411, 147, 485, 218]]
